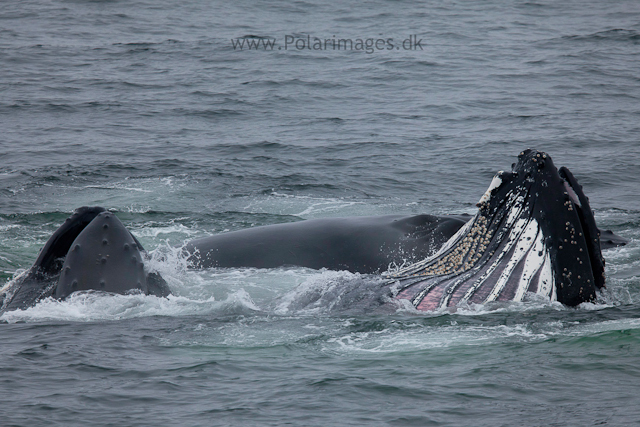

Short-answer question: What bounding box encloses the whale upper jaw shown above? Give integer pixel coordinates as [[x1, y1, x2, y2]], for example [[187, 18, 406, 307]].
[[387, 149, 606, 311], [54, 211, 151, 299]]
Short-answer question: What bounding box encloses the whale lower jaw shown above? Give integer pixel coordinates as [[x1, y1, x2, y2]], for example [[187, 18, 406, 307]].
[[386, 149, 605, 311], [387, 212, 557, 311]]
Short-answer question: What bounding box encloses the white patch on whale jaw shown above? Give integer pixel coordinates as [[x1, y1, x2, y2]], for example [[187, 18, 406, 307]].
[[536, 250, 556, 301], [480, 217, 557, 305], [482, 217, 539, 302], [477, 172, 503, 207]]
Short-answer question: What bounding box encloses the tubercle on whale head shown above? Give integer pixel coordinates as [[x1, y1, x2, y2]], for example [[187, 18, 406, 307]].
[[388, 149, 605, 310]]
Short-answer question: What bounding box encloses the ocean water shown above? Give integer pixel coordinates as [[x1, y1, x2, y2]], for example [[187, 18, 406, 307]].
[[1, 0, 640, 425]]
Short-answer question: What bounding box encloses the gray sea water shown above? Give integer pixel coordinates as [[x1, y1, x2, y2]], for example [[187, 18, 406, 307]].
[[2, 0, 640, 425]]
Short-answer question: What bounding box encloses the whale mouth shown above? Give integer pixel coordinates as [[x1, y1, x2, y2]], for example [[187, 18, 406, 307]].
[[1, 207, 169, 313], [386, 149, 606, 311]]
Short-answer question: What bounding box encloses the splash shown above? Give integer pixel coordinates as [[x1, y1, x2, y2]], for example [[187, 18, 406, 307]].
[[0, 288, 264, 324]]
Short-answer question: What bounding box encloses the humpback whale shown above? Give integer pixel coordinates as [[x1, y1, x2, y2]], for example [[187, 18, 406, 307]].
[[0, 150, 625, 314], [385, 149, 607, 310], [0, 207, 170, 313]]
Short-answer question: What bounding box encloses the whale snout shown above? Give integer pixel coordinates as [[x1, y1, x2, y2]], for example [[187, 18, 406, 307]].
[[55, 212, 149, 299]]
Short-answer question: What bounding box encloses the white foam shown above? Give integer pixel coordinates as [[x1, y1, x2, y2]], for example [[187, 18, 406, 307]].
[[240, 193, 369, 218], [0, 224, 20, 232], [134, 223, 199, 239], [322, 322, 549, 354], [275, 269, 363, 315], [85, 184, 152, 193], [0, 287, 268, 324]]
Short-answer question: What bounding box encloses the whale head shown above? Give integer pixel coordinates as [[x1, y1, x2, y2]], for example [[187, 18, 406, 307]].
[[387, 149, 606, 310], [1, 207, 169, 313], [55, 211, 151, 298]]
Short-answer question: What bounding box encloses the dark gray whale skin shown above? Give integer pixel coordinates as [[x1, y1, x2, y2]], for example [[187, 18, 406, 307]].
[[184, 214, 472, 273]]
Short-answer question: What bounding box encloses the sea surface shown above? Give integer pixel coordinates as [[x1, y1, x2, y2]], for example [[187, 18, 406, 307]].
[[1, 0, 640, 425]]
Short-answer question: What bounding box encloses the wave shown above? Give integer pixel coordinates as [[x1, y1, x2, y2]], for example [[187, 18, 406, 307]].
[[563, 29, 640, 43]]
